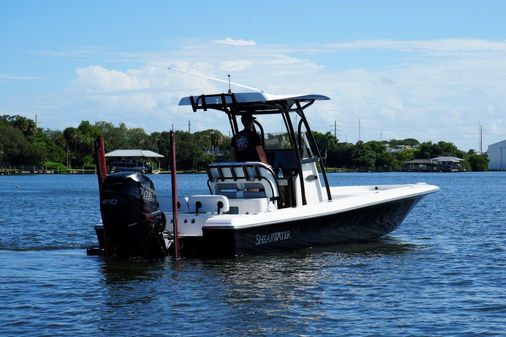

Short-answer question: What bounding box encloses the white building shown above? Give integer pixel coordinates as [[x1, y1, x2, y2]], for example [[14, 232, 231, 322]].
[[487, 140, 506, 170]]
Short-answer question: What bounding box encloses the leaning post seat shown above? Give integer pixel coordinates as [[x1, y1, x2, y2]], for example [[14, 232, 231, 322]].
[[206, 162, 280, 201], [187, 195, 230, 214]]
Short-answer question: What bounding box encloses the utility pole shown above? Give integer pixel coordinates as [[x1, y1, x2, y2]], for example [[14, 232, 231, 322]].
[[188, 120, 191, 133], [358, 118, 361, 142], [334, 121, 337, 139], [479, 123, 483, 154]]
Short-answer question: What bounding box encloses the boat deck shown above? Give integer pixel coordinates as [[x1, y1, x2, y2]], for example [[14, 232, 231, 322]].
[[161, 183, 439, 236]]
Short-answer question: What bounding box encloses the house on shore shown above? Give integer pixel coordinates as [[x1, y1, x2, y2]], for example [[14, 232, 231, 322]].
[[404, 156, 464, 172], [487, 140, 506, 171]]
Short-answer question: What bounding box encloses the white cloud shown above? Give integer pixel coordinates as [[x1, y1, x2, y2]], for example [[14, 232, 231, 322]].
[[215, 37, 256, 46], [49, 38, 506, 151], [71, 65, 149, 93]]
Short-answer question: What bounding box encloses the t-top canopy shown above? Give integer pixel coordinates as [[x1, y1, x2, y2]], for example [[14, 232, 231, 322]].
[[179, 92, 330, 109], [105, 149, 164, 158]]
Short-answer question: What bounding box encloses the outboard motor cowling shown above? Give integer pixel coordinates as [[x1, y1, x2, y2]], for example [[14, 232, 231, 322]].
[[100, 172, 168, 258]]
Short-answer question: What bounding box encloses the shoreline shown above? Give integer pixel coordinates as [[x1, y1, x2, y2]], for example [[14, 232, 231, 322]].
[[1, 168, 488, 176], [0, 169, 207, 176]]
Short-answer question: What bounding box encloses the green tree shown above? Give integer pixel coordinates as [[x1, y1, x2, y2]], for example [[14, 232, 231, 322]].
[[388, 138, 420, 147], [327, 142, 353, 168], [394, 148, 416, 162], [415, 141, 464, 159], [171, 131, 203, 170], [2, 115, 38, 140], [63, 127, 84, 167], [35, 130, 66, 164], [365, 140, 396, 171], [154, 131, 172, 169], [352, 141, 376, 171], [95, 121, 129, 150], [128, 127, 150, 148], [312, 131, 339, 165], [465, 151, 489, 171], [376, 152, 396, 171], [0, 119, 43, 166]]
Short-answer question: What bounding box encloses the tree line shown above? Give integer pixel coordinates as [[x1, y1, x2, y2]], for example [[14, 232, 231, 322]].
[[311, 132, 488, 172], [0, 115, 488, 172]]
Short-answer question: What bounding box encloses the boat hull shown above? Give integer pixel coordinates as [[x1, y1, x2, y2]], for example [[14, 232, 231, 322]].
[[180, 195, 423, 257]]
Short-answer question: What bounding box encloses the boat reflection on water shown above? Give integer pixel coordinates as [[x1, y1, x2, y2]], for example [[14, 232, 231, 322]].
[[88, 236, 428, 335], [96, 236, 420, 283]]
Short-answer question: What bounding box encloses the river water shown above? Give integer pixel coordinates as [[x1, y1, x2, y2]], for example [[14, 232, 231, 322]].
[[0, 172, 505, 336]]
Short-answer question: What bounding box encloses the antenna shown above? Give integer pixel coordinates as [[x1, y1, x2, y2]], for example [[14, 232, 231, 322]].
[[168, 67, 263, 92], [228, 74, 231, 94]]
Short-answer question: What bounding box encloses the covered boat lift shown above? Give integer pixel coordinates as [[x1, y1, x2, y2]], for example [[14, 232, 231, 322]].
[[105, 149, 164, 173]]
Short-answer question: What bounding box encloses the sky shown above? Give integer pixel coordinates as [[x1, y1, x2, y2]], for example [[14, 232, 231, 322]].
[[1, 0, 505, 151]]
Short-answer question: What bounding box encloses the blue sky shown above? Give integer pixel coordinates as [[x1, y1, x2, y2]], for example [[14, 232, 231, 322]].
[[1, 0, 506, 151]]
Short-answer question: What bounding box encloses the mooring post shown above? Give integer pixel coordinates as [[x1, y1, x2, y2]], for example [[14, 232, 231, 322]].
[[94, 136, 108, 191], [170, 131, 180, 259], [94, 136, 110, 256]]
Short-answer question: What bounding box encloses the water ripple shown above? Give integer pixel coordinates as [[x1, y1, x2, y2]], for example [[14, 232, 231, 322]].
[[1, 172, 506, 335]]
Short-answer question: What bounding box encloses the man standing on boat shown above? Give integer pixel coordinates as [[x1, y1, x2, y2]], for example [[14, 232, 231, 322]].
[[230, 112, 269, 165]]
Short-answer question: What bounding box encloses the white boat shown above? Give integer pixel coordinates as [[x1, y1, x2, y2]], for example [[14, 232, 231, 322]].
[[90, 92, 439, 258]]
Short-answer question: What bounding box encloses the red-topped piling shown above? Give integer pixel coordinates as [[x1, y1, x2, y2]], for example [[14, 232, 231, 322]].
[[94, 136, 108, 190]]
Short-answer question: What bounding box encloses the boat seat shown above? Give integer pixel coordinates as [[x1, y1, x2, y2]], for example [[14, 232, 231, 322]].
[[187, 195, 230, 214], [214, 182, 240, 199], [157, 195, 189, 213], [207, 162, 279, 201]]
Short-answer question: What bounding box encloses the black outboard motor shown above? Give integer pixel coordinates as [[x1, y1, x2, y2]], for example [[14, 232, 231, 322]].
[[99, 172, 169, 258]]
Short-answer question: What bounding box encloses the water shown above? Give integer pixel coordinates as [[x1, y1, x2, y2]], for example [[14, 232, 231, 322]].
[[1, 172, 505, 336]]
